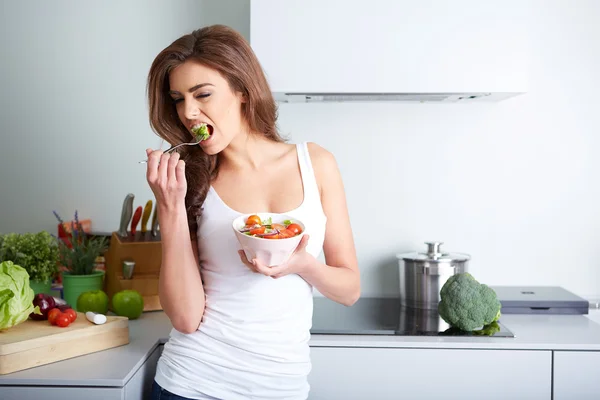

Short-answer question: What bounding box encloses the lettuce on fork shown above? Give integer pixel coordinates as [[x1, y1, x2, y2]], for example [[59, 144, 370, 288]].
[[0, 261, 40, 330], [192, 123, 210, 141]]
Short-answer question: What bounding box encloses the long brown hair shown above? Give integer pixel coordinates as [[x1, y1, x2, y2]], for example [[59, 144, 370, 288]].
[[146, 25, 283, 237]]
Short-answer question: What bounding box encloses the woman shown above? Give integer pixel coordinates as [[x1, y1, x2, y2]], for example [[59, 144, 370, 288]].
[[145, 24, 360, 400]]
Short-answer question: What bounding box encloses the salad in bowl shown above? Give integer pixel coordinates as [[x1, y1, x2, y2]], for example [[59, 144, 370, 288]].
[[232, 213, 305, 267]]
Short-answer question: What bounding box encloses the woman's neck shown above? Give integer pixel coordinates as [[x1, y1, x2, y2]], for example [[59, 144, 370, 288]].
[[219, 130, 279, 171]]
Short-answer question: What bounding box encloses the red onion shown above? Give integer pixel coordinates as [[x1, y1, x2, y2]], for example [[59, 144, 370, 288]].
[[29, 293, 56, 320], [239, 224, 262, 233]]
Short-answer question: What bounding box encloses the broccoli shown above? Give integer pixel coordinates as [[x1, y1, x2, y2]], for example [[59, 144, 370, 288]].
[[192, 124, 210, 141], [438, 272, 502, 332], [473, 321, 501, 336]]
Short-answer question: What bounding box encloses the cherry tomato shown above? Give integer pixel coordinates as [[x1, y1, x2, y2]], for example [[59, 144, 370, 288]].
[[272, 223, 286, 231], [249, 226, 266, 235], [264, 233, 281, 239], [246, 215, 261, 226], [278, 229, 294, 239], [48, 308, 61, 325], [55, 313, 71, 328], [64, 308, 78, 323], [286, 223, 303, 235]]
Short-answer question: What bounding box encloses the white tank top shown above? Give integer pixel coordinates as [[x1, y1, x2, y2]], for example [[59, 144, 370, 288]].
[[154, 142, 328, 400]]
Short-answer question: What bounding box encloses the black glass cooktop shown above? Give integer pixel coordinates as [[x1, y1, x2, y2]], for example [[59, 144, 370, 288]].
[[310, 297, 514, 338]]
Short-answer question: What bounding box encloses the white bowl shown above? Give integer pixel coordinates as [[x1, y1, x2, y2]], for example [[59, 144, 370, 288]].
[[232, 213, 305, 267]]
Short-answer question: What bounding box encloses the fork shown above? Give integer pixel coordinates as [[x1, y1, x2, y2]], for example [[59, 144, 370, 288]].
[[138, 139, 201, 164]]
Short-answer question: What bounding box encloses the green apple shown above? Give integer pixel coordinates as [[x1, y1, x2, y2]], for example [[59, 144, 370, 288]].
[[111, 290, 144, 320], [76, 290, 109, 314]]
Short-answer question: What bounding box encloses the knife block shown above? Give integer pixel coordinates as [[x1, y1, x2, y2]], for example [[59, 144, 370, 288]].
[[103, 231, 163, 312]]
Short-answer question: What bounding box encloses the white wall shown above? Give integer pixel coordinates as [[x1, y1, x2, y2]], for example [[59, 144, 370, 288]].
[[276, 0, 600, 300], [0, 0, 248, 233], [1, 1, 599, 300]]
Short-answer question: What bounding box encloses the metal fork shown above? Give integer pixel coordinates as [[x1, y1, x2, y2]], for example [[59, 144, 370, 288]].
[[138, 139, 200, 164]]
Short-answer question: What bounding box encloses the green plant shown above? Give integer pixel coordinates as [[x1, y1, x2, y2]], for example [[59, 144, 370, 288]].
[[53, 210, 108, 275], [0, 231, 60, 283], [438, 272, 501, 332]]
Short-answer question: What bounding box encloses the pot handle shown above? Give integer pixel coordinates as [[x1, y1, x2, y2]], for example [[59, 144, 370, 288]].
[[425, 242, 443, 257]]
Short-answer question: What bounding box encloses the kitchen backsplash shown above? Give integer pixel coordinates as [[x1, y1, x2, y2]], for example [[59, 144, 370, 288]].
[[277, 0, 600, 299], [1, 0, 598, 300]]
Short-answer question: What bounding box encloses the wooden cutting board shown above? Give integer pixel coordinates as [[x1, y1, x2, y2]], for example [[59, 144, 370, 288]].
[[0, 312, 129, 375]]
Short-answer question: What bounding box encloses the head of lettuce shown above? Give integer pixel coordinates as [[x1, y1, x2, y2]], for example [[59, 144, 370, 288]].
[[0, 261, 40, 330]]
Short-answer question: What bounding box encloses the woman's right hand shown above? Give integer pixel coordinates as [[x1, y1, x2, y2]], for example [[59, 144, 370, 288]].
[[145, 149, 187, 212]]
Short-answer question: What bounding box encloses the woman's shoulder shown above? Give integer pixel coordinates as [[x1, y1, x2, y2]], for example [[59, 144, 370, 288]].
[[301, 142, 342, 194], [304, 141, 338, 170]]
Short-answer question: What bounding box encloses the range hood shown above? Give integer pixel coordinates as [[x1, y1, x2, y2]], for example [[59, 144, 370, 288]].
[[249, 0, 530, 103], [276, 92, 501, 103]]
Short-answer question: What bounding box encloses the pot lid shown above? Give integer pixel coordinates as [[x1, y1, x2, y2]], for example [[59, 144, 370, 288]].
[[397, 242, 470, 263]]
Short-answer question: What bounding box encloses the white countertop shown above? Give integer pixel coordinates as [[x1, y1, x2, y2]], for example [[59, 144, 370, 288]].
[[1, 305, 600, 388]]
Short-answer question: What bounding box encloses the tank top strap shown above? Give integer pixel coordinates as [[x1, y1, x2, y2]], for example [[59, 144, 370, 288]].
[[296, 142, 320, 201]]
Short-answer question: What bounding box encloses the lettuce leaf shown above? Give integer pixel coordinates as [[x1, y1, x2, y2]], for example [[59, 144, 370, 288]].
[[0, 261, 38, 330]]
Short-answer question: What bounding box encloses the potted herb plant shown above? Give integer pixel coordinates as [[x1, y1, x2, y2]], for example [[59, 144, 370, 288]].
[[53, 210, 109, 308], [0, 231, 60, 295]]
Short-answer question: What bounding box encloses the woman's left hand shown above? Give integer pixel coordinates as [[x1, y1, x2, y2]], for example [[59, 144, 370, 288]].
[[238, 235, 314, 279]]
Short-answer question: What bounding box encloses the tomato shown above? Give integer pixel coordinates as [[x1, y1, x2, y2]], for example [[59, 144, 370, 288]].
[[55, 313, 71, 328], [272, 223, 286, 231], [286, 223, 303, 235], [48, 308, 61, 325], [278, 229, 294, 239], [64, 308, 78, 323], [249, 226, 266, 235], [246, 215, 261, 226], [264, 233, 281, 239]]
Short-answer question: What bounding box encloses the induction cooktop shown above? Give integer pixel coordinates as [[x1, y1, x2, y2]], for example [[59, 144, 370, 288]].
[[310, 297, 515, 338]]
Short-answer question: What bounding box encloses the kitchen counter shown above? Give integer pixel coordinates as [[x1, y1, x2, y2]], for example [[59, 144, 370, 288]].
[[311, 312, 600, 351], [2, 298, 600, 391], [0, 309, 173, 387]]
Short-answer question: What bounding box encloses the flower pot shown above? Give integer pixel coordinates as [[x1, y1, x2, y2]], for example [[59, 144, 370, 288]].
[[62, 270, 105, 311], [28, 279, 53, 296]]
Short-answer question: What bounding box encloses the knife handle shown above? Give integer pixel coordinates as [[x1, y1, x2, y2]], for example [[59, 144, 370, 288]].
[[118, 194, 135, 237], [131, 206, 143, 235], [141, 200, 153, 233], [151, 202, 159, 236]]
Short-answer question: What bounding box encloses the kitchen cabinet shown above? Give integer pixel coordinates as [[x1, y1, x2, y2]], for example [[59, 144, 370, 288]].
[[0, 387, 122, 400], [308, 347, 551, 400], [124, 344, 163, 400], [250, 0, 529, 102], [553, 351, 600, 400], [5, 311, 600, 399], [0, 345, 163, 400]]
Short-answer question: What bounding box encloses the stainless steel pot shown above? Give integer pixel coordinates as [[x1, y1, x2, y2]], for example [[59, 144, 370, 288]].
[[397, 242, 470, 310]]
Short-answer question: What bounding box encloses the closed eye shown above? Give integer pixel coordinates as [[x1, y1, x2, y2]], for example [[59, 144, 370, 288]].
[[171, 93, 211, 104]]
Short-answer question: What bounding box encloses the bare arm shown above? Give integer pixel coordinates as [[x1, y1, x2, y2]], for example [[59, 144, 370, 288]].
[[298, 143, 360, 306], [158, 208, 205, 334], [146, 149, 205, 334]]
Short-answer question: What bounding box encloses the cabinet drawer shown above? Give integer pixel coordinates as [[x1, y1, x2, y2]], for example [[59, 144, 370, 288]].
[[0, 387, 122, 400], [308, 347, 551, 400], [553, 351, 600, 400]]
